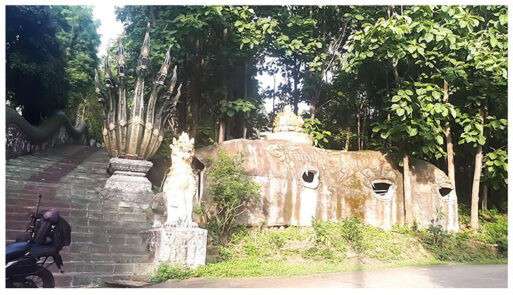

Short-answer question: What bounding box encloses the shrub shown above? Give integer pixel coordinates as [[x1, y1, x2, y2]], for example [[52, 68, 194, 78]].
[[478, 209, 508, 255], [150, 264, 194, 283], [416, 225, 502, 262], [309, 218, 366, 261], [218, 226, 310, 260], [199, 150, 260, 244]]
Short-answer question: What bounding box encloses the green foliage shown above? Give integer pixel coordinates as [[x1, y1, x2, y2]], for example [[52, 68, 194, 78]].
[[483, 148, 508, 190], [76, 96, 104, 142], [150, 264, 194, 283], [477, 209, 508, 255], [116, 6, 268, 142], [220, 99, 257, 118], [416, 227, 500, 262], [149, 215, 506, 283], [308, 220, 350, 260], [340, 5, 507, 205], [151, 202, 508, 284], [217, 226, 311, 261], [6, 6, 99, 125], [303, 118, 332, 148], [413, 208, 507, 262], [372, 82, 452, 159], [198, 150, 260, 244], [6, 6, 68, 124], [57, 6, 101, 125]]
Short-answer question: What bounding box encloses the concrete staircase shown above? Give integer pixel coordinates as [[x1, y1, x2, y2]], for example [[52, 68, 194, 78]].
[[5, 145, 154, 287]]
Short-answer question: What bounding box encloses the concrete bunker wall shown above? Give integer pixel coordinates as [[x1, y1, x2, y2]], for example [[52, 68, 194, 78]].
[[196, 139, 457, 231]]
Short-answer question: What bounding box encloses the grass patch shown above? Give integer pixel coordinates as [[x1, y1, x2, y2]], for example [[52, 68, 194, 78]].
[[150, 213, 507, 283], [149, 264, 194, 283]]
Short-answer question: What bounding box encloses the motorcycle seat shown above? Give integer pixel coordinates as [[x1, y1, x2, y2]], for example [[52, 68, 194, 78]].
[[6, 242, 29, 262], [29, 245, 58, 259]]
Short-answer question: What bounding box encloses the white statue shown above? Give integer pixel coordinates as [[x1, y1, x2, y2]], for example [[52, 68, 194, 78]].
[[162, 132, 197, 227]]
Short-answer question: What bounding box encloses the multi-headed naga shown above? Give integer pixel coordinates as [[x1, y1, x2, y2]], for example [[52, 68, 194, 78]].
[[95, 26, 182, 160]]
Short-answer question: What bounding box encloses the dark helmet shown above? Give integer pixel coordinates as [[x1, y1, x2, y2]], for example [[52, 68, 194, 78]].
[[43, 209, 60, 224]]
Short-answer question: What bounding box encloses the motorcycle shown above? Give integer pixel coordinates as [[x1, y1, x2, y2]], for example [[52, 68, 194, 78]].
[[6, 195, 71, 288]]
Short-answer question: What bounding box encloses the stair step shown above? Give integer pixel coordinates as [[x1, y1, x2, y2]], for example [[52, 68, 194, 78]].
[[54, 271, 150, 287], [6, 145, 154, 287]]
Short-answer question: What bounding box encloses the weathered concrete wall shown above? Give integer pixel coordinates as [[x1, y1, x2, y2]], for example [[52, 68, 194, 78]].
[[411, 160, 459, 231], [196, 138, 457, 231]]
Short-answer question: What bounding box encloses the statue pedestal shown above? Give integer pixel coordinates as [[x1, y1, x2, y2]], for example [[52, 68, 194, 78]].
[[105, 157, 153, 193], [145, 225, 207, 268]]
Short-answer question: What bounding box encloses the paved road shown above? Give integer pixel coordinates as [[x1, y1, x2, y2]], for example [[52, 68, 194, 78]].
[[151, 264, 508, 288]]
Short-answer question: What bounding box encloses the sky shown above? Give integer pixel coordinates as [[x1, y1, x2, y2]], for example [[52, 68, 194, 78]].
[[92, 4, 124, 58], [92, 4, 309, 115]]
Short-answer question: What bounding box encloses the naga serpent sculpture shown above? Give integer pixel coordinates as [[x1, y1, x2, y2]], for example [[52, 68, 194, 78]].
[[6, 107, 87, 159], [95, 24, 182, 160]]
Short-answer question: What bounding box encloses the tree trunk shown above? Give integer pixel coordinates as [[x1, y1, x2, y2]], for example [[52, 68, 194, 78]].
[[481, 183, 488, 211], [362, 102, 368, 149], [356, 112, 361, 150], [292, 60, 300, 114], [470, 144, 483, 229], [218, 120, 225, 144], [242, 61, 248, 139], [242, 120, 247, 139], [344, 127, 350, 151], [403, 154, 413, 224], [187, 57, 201, 139], [443, 80, 456, 196], [470, 109, 485, 230]]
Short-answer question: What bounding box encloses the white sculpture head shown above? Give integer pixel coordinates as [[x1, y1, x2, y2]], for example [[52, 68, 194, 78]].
[[171, 132, 195, 163]]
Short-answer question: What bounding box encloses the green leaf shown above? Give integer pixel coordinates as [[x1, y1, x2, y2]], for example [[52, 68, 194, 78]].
[[424, 33, 433, 43], [477, 136, 486, 145], [435, 135, 444, 145], [355, 14, 364, 21], [406, 126, 418, 137], [499, 14, 507, 26]]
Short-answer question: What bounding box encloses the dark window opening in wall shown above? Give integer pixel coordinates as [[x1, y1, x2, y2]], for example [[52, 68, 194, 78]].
[[439, 187, 452, 197], [372, 182, 391, 196], [302, 170, 316, 183]]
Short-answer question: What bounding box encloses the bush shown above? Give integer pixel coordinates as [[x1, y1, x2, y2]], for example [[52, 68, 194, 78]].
[[308, 218, 366, 261], [199, 150, 260, 244], [162, 217, 506, 281], [150, 264, 194, 283], [416, 225, 503, 262], [478, 209, 508, 255], [218, 226, 310, 260]]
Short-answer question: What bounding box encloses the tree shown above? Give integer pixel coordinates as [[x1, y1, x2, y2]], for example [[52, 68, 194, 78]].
[[115, 5, 507, 218], [55, 6, 101, 123], [452, 6, 508, 229], [6, 6, 67, 124], [343, 8, 453, 223], [340, 5, 507, 225], [6, 6, 100, 130], [116, 6, 271, 148]]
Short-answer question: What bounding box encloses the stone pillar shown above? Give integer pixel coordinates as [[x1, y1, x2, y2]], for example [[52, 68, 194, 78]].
[[103, 157, 154, 210], [105, 157, 153, 193]]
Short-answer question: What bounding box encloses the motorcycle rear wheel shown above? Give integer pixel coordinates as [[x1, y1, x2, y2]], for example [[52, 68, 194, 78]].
[[7, 266, 55, 288]]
